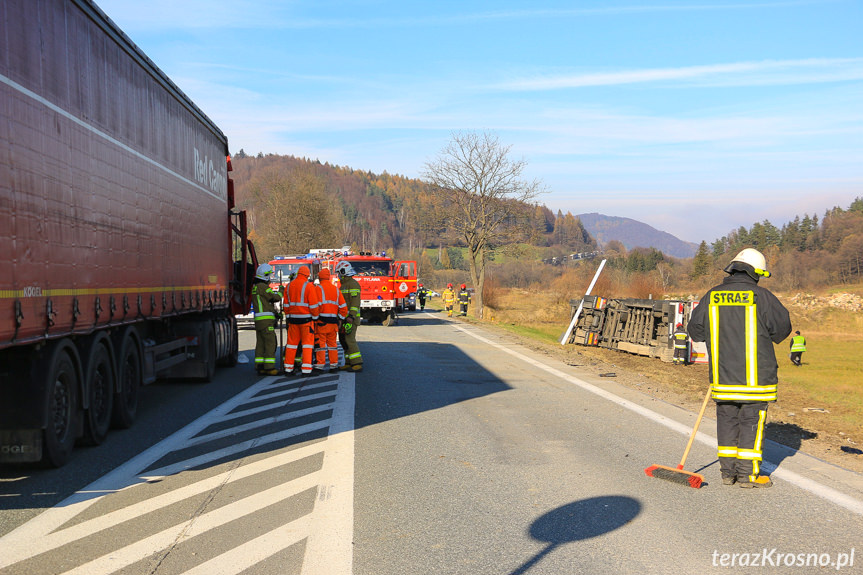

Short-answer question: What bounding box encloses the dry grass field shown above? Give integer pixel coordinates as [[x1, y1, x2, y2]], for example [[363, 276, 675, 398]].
[[437, 285, 863, 473]]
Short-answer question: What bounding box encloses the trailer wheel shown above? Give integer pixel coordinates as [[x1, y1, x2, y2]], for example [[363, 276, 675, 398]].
[[197, 322, 217, 382], [80, 338, 115, 446], [112, 329, 141, 429], [219, 315, 239, 367], [42, 344, 80, 468]]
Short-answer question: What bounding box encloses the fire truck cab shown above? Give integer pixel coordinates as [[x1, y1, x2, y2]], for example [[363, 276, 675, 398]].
[[268, 255, 322, 290], [322, 251, 417, 326]]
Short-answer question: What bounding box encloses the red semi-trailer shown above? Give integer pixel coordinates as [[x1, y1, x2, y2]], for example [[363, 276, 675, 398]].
[[0, 0, 257, 466]]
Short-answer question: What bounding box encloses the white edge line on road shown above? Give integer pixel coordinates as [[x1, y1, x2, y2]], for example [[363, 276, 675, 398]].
[[453, 324, 863, 517], [301, 374, 356, 575]]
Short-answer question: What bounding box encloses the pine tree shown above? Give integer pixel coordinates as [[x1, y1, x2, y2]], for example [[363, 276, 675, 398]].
[[690, 241, 712, 279]]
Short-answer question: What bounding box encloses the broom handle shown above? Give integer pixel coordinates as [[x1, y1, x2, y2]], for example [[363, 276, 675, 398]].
[[677, 386, 712, 470]]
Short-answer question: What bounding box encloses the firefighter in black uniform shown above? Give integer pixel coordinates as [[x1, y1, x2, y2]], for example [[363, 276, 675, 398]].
[[671, 323, 689, 365], [688, 248, 791, 488], [457, 284, 471, 316], [417, 283, 428, 310]]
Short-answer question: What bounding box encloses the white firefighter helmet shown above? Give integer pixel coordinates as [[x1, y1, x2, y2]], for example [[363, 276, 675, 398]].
[[255, 263, 275, 281], [725, 248, 771, 280], [334, 261, 356, 277]]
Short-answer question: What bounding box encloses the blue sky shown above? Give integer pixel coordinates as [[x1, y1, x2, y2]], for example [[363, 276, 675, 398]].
[[97, 0, 862, 244]]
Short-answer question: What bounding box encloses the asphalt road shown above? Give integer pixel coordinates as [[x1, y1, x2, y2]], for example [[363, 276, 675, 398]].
[[1, 312, 861, 574]]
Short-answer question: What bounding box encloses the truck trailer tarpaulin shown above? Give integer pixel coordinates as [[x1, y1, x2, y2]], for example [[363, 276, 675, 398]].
[[0, 0, 257, 466]]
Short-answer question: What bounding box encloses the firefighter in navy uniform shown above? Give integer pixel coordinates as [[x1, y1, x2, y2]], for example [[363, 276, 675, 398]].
[[671, 323, 689, 365], [688, 248, 792, 488], [251, 264, 283, 376], [457, 284, 471, 316]]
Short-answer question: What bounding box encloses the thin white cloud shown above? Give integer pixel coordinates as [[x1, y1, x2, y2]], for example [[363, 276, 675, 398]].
[[496, 58, 863, 91], [96, 0, 840, 30]]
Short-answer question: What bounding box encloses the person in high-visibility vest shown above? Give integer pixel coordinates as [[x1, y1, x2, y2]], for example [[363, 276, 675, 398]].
[[688, 248, 792, 489], [442, 283, 456, 317], [789, 330, 806, 366]]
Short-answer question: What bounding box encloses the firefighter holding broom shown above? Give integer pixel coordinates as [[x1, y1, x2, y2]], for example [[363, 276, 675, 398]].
[[687, 248, 792, 488]]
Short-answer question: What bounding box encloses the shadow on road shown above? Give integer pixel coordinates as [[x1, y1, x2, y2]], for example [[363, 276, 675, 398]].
[[764, 421, 818, 475], [354, 338, 511, 429], [510, 496, 642, 575]]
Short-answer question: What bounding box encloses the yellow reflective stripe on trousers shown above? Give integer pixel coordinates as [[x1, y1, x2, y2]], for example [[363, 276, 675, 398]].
[[717, 446, 738, 457]]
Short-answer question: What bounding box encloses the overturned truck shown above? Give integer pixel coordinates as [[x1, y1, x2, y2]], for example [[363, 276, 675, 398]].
[[564, 296, 707, 364]]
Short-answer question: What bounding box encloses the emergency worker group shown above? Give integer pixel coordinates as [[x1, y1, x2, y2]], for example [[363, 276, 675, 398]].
[[252, 260, 363, 378]]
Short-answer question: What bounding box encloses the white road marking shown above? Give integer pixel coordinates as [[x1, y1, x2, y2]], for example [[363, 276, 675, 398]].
[[454, 324, 863, 516], [185, 402, 334, 447], [0, 373, 357, 575], [301, 370, 356, 575], [180, 514, 314, 575], [0, 442, 326, 568], [57, 473, 321, 575]]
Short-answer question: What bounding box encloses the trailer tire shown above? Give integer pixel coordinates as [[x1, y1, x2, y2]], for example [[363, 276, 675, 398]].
[[219, 315, 239, 367], [112, 328, 141, 429], [41, 343, 80, 468], [197, 322, 217, 382], [80, 337, 115, 446]]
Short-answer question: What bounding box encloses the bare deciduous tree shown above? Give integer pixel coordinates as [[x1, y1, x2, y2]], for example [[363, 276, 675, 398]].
[[423, 130, 544, 318], [249, 166, 342, 258]]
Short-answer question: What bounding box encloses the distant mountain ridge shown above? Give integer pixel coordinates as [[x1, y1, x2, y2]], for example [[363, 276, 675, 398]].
[[576, 213, 698, 259]]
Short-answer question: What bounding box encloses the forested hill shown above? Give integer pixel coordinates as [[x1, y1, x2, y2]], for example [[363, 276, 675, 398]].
[[228, 152, 595, 258], [577, 213, 698, 258], [694, 198, 863, 289]]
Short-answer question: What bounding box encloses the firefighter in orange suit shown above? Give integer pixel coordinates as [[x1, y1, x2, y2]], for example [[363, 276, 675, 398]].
[[314, 268, 348, 373], [442, 283, 456, 317], [688, 248, 791, 488], [284, 265, 320, 376]]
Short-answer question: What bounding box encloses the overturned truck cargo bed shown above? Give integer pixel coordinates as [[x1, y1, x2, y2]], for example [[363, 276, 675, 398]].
[[565, 296, 707, 364]]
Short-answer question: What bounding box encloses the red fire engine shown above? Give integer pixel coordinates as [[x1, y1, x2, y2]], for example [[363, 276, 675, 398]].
[[320, 250, 417, 326]]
